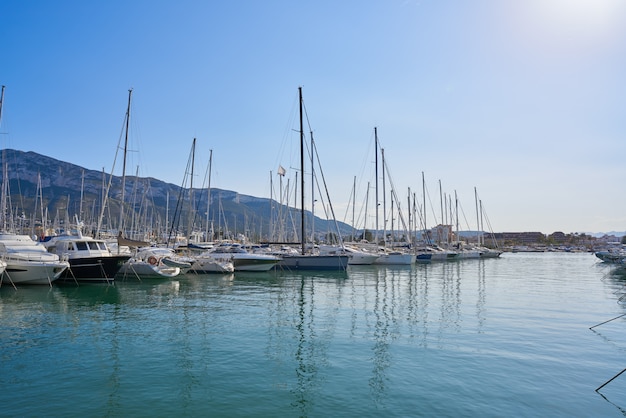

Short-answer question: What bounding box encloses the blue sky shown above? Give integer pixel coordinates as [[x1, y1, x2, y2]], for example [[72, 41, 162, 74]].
[[1, 0, 626, 234]]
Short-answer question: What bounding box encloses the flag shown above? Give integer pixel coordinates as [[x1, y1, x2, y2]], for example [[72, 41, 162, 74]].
[[277, 165, 286, 176]]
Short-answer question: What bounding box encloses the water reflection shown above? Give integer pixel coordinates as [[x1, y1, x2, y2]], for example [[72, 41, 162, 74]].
[[284, 263, 467, 406], [0, 285, 69, 363], [56, 283, 121, 306], [293, 277, 316, 414], [477, 260, 486, 332], [291, 272, 346, 415], [3, 255, 622, 416], [0, 260, 494, 415], [368, 266, 397, 406], [0, 284, 66, 305]]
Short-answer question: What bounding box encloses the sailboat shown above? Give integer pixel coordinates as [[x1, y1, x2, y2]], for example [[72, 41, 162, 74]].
[[474, 187, 502, 258], [369, 128, 414, 265], [167, 139, 235, 275], [100, 90, 180, 280], [0, 86, 66, 286], [413, 175, 457, 262], [275, 87, 348, 271], [0, 86, 10, 280], [450, 190, 481, 259]]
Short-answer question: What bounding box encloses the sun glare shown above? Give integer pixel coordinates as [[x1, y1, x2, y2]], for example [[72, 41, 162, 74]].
[[536, 0, 622, 28], [506, 0, 626, 53]]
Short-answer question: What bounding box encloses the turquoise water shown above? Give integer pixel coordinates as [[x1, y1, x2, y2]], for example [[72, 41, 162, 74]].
[[1, 253, 626, 417]]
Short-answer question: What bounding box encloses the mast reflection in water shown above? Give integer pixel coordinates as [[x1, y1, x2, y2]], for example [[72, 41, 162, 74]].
[[1, 253, 626, 417]]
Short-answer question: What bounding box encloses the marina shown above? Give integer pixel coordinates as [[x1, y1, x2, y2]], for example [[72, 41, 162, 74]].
[[1, 252, 625, 416], [3, 1, 626, 415]]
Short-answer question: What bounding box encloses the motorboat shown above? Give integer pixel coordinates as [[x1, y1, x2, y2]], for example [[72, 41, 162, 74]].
[[179, 243, 235, 274], [319, 244, 378, 265], [136, 246, 193, 274], [373, 249, 415, 265], [42, 229, 131, 282], [188, 252, 235, 274], [595, 249, 626, 264], [0, 233, 69, 285], [116, 247, 181, 280], [208, 243, 281, 272]]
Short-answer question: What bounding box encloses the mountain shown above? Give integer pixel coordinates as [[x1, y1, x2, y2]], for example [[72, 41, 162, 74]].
[[0, 149, 354, 241]]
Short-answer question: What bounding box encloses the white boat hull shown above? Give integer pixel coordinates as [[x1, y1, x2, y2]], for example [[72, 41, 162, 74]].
[[161, 257, 193, 274], [189, 257, 234, 274], [319, 245, 377, 266], [2, 260, 69, 285], [429, 252, 458, 261], [0, 233, 70, 285], [457, 251, 481, 259], [348, 253, 379, 265], [232, 254, 281, 272], [374, 253, 415, 265], [117, 261, 180, 279], [595, 251, 626, 263], [277, 255, 349, 271], [480, 250, 502, 258]]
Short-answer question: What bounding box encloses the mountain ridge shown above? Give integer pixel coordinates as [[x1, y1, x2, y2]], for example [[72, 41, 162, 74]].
[[0, 148, 352, 240], [1, 149, 621, 239]]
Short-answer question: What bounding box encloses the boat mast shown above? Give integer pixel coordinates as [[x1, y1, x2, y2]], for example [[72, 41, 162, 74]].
[[299, 87, 305, 255], [374, 127, 379, 244], [381, 147, 387, 247], [439, 179, 444, 244], [409, 192, 414, 241], [289, 175, 297, 241], [422, 172, 427, 243], [79, 169, 84, 223], [480, 199, 484, 246], [352, 176, 356, 239], [448, 194, 452, 245], [118, 88, 132, 236], [39, 173, 46, 235], [187, 138, 196, 245], [130, 165, 140, 238], [475, 187, 480, 246], [454, 190, 459, 244], [390, 188, 394, 243], [0, 86, 6, 232], [310, 130, 315, 244], [407, 188, 411, 235], [205, 149, 213, 242], [269, 171, 273, 241], [0, 85, 4, 123], [278, 169, 284, 241]]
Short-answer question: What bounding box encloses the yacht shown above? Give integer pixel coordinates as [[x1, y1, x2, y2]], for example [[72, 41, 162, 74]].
[[116, 247, 181, 280], [42, 229, 131, 283], [319, 244, 378, 265], [0, 233, 69, 285], [208, 243, 281, 272], [188, 251, 235, 274], [373, 249, 415, 265]]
